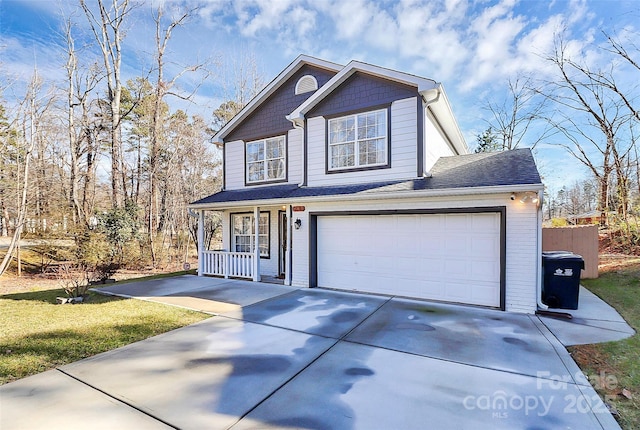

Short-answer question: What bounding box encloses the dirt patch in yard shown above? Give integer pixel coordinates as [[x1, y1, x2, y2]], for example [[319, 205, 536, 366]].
[[569, 344, 616, 376], [0, 269, 185, 295], [598, 254, 640, 274]]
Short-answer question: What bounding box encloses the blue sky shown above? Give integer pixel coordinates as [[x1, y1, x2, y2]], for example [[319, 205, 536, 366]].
[[1, 0, 639, 195]]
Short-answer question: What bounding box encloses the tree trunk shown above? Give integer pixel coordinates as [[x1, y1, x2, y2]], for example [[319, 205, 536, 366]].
[[1, 201, 8, 237], [81, 0, 132, 209], [66, 23, 82, 225], [0, 80, 39, 276], [82, 124, 97, 224]]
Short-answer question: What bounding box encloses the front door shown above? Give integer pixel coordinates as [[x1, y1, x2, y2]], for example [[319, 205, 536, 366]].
[[279, 211, 287, 277]]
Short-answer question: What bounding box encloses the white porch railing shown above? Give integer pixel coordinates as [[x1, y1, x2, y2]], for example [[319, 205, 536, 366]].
[[201, 250, 255, 279]]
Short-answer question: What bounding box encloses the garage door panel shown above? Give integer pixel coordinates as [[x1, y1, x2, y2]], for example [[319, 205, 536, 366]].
[[471, 261, 500, 281], [423, 280, 445, 297], [317, 213, 501, 308], [472, 284, 499, 305], [443, 214, 468, 229], [472, 213, 499, 229], [420, 214, 444, 229], [444, 258, 472, 280], [418, 258, 445, 277], [443, 237, 470, 255], [396, 234, 420, 255], [471, 237, 499, 254], [445, 281, 472, 300], [320, 251, 344, 267], [395, 257, 419, 277]]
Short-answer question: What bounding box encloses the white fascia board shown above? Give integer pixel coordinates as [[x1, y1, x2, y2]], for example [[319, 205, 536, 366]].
[[288, 60, 438, 123], [188, 183, 544, 210], [423, 83, 469, 156], [213, 55, 342, 144]]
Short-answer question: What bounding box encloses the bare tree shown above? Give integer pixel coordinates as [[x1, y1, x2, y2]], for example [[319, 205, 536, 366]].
[[146, 3, 207, 266], [0, 100, 17, 237], [212, 52, 265, 131], [0, 71, 54, 276], [483, 76, 550, 151], [602, 32, 640, 121], [80, 0, 136, 209], [538, 35, 633, 226], [63, 17, 102, 226]]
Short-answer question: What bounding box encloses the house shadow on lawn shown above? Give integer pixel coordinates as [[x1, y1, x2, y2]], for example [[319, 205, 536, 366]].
[[0, 289, 125, 305], [0, 320, 193, 386]]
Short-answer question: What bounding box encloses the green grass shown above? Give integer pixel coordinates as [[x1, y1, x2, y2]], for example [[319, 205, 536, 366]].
[[112, 269, 197, 284], [0, 287, 209, 385], [570, 259, 640, 429]]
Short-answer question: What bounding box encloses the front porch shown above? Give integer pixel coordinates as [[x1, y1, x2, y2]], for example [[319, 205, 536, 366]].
[[195, 204, 295, 285], [201, 250, 256, 280], [201, 250, 285, 284]]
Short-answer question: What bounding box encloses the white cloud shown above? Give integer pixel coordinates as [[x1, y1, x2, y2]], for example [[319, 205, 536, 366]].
[[316, 0, 375, 41], [238, 0, 297, 37], [389, 0, 470, 79], [565, 0, 593, 26]]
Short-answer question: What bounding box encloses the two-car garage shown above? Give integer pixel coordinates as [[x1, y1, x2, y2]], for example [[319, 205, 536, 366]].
[[312, 209, 505, 309]]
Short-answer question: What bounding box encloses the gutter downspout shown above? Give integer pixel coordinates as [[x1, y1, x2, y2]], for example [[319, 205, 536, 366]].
[[284, 116, 304, 284], [536, 189, 548, 311], [286, 204, 293, 286], [287, 115, 306, 187], [420, 87, 441, 178]]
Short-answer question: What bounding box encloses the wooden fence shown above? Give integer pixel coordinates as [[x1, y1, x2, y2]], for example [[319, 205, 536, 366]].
[[542, 225, 598, 278]]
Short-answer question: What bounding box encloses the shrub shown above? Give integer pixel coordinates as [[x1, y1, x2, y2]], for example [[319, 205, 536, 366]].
[[550, 218, 569, 227], [75, 229, 111, 267], [99, 203, 141, 264], [56, 263, 90, 298]]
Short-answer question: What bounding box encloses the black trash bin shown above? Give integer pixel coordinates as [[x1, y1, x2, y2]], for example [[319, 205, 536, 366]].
[[541, 251, 585, 310]]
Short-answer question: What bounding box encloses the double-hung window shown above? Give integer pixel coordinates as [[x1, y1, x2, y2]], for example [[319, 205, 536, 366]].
[[231, 213, 269, 257], [246, 136, 286, 183], [328, 109, 387, 171]]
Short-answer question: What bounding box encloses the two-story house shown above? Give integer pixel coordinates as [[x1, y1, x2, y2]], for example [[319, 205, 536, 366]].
[[189, 55, 544, 314]]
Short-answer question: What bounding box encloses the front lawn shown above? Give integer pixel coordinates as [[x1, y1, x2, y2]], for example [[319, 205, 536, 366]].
[[570, 257, 640, 429], [0, 287, 209, 385]]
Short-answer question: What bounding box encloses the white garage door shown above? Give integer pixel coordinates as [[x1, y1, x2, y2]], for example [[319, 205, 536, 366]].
[[316, 213, 502, 307]]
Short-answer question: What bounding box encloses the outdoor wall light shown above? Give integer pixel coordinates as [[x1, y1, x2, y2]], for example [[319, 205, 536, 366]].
[[519, 192, 539, 204], [294, 218, 302, 230], [510, 193, 516, 201]]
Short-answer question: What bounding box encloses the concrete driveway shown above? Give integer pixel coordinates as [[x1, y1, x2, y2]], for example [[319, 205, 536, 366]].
[[0, 276, 623, 429]]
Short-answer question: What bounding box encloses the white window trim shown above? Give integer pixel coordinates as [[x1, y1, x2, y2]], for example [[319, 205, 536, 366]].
[[231, 212, 270, 258], [328, 108, 388, 171], [245, 136, 286, 184]]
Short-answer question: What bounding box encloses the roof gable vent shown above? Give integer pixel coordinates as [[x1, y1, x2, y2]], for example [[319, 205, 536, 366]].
[[295, 75, 318, 95]]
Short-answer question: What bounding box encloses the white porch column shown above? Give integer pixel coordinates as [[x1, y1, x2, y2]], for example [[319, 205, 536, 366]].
[[197, 210, 204, 277], [253, 206, 261, 282], [285, 205, 292, 286]]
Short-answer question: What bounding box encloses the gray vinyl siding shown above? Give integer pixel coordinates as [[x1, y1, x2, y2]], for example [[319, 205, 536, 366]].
[[226, 65, 335, 143]]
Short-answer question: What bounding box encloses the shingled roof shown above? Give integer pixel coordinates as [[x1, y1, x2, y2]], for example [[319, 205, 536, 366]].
[[190, 148, 542, 207]]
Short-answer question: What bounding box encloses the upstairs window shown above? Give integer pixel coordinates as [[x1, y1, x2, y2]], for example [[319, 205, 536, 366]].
[[246, 136, 286, 184], [328, 108, 388, 171]]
